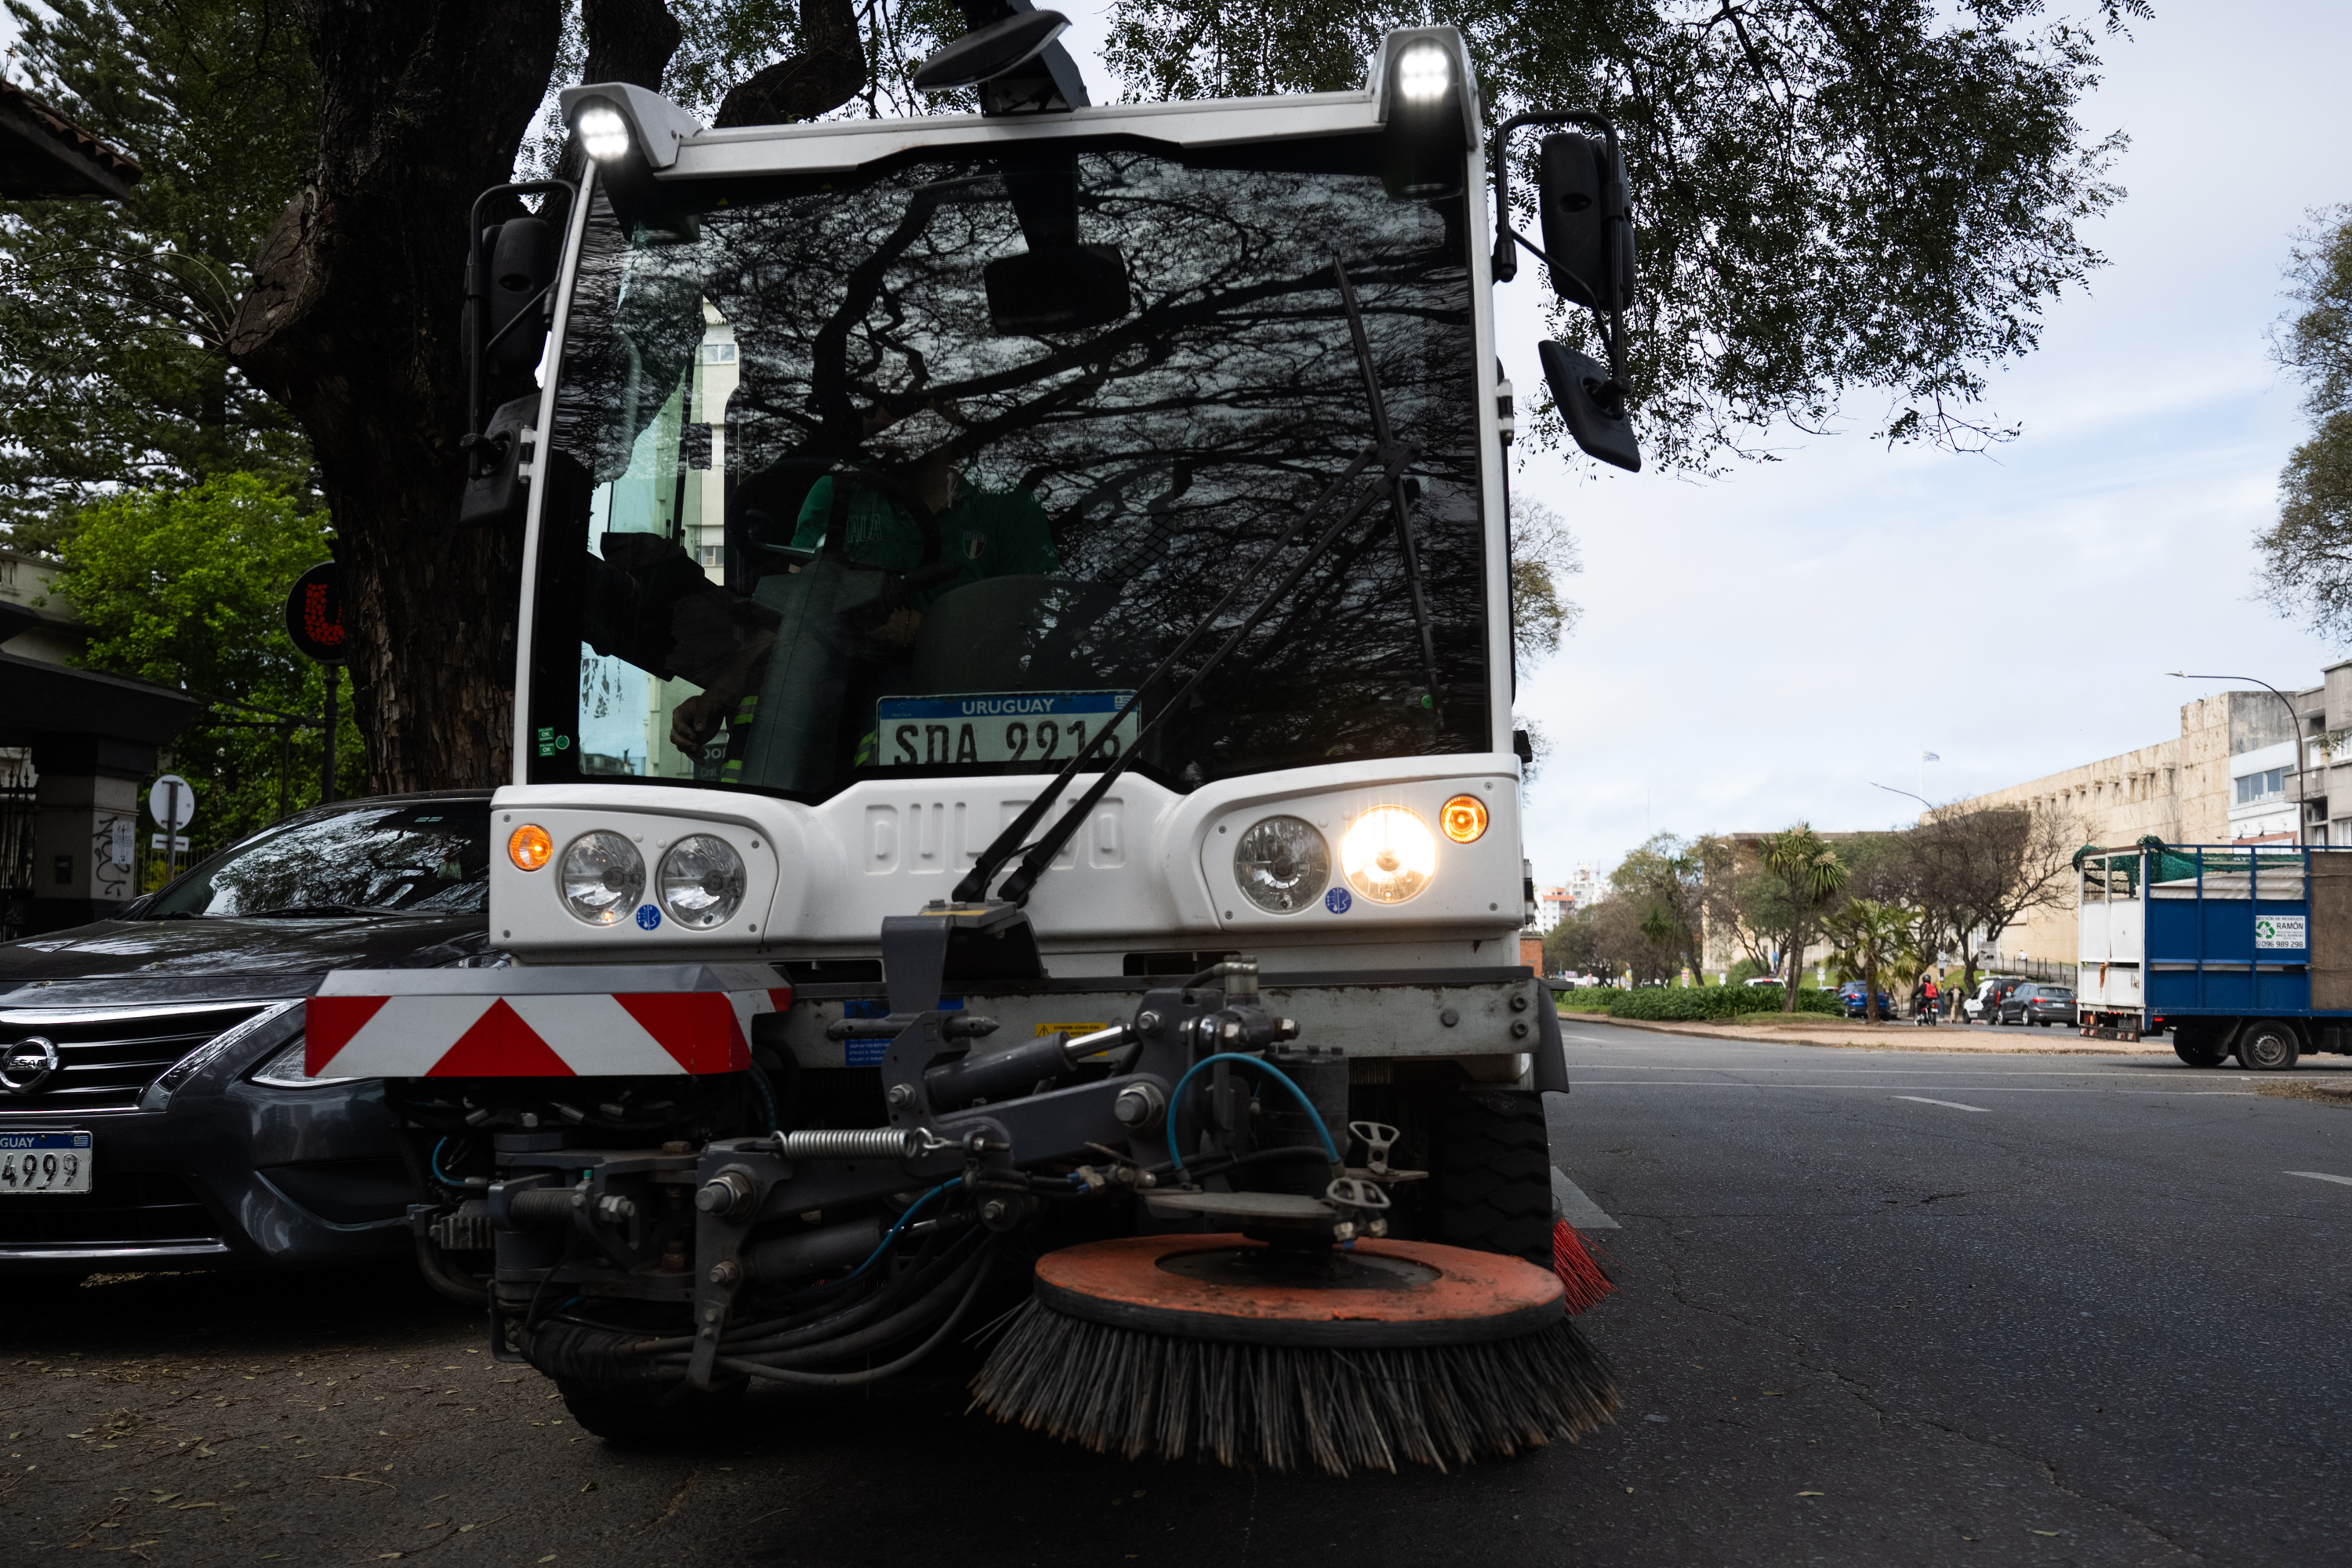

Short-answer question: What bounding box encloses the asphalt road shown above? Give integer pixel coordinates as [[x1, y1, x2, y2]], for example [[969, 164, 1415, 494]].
[[5, 1026, 2348, 1567]]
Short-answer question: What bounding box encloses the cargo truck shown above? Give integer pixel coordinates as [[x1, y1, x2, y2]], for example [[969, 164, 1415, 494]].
[[2078, 841, 2352, 1069]]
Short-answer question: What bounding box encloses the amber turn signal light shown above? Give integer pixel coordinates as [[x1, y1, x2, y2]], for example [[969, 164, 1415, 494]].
[[508, 823, 554, 871], [1439, 794, 1488, 844]]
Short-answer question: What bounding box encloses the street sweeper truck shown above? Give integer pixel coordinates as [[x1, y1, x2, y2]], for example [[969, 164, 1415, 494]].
[[310, 7, 1643, 1472]]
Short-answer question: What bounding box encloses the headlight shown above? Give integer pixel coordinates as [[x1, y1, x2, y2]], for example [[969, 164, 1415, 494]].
[[251, 1036, 358, 1089], [659, 835, 746, 929], [1232, 816, 1330, 914], [575, 100, 631, 162], [560, 830, 644, 925], [1340, 806, 1436, 904]]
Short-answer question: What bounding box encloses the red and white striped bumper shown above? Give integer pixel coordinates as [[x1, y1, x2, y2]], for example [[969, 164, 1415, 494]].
[[306, 964, 793, 1079]]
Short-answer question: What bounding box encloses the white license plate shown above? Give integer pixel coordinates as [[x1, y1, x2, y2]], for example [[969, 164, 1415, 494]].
[[0, 1131, 93, 1194], [875, 692, 1141, 768]]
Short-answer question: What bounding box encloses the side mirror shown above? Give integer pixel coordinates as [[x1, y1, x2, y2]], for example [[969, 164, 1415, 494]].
[[985, 245, 1131, 335], [1539, 341, 1639, 474], [485, 216, 556, 376], [1535, 132, 1634, 311]]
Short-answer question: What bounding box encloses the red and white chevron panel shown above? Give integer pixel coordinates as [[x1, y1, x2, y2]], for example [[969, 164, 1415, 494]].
[[307, 985, 792, 1079]]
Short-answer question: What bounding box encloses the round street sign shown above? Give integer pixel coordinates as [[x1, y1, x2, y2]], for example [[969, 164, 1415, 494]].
[[285, 560, 347, 665], [148, 773, 196, 830]]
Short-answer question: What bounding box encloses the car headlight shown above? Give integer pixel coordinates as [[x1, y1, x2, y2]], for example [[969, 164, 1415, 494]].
[[658, 835, 746, 929], [251, 1035, 358, 1089], [560, 830, 645, 925], [1340, 806, 1436, 904], [1232, 816, 1330, 913]]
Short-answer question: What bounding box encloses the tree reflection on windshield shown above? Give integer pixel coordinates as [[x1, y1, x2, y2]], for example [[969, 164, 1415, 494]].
[[147, 803, 492, 918], [539, 142, 1486, 801]]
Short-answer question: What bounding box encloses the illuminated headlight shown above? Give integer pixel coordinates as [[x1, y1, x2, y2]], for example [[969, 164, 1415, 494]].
[[1340, 806, 1436, 904], [575, 101, 632, 162], [659, 835, 746, 929], [1233, 816, 1330, 914], [1396, 45, 1452, 103], [560, 830, 644, 925]]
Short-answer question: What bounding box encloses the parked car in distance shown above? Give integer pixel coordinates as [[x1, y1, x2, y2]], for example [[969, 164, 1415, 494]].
[[1837, 981, 1894, 1018], [1998, 983, 2077, 1028], [1981, 976, 2035, 1023], [1741, 975, 1784, 988], [0, 793, 495, 1280], [1963, 975, 2020, 1022]]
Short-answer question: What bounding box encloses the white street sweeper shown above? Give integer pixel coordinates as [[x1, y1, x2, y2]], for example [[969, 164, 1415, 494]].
[[315, 6, 1641, 1471]]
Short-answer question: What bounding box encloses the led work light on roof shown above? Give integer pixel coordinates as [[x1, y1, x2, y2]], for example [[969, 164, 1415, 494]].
[[1395, 45, 1452, 103], [575, 100, 631, 162]]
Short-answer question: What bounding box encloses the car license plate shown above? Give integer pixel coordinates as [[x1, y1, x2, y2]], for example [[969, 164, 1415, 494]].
[[0, 1131, 93, 1194], [875, 692, 1141, 767]]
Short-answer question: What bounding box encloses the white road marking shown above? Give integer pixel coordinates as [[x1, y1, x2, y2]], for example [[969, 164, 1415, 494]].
[[1893, 1096, 1993, 1112], [2285, 1171, 2352, 1188], [1552, 1168, 1621, 1230]]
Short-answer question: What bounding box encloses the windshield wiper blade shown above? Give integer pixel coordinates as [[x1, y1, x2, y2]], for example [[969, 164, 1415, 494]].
[[954, 254, 1420, 909], [232, 902, 399, 918]]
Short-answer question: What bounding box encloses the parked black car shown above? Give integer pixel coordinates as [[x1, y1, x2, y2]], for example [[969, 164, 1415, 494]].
[[1981, 976, 2034, 1023], [1998, 983, 2077, 1027], [0, 793, 494, 1276]]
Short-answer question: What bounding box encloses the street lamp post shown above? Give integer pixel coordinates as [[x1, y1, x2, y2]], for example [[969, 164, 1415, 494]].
[[2168, 672, 2309, 844]]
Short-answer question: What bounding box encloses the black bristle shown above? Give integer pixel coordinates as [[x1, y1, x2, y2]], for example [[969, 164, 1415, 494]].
[[970, 1300, 1620, 1475]]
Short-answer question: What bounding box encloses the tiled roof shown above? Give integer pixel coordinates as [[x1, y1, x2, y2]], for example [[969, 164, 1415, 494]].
[[0, 76, 143, 198]]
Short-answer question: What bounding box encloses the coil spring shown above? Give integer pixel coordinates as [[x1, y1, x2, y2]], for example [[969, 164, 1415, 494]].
[[775, 1127, 923, 1162]]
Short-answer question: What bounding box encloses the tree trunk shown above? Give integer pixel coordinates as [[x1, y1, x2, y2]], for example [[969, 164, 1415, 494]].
[[228, 0, 563, 792], [714, 0, 864, 127]]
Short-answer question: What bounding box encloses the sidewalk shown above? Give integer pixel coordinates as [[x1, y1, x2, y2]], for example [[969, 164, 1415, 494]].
[[1558, 1010, 2173, 1055]]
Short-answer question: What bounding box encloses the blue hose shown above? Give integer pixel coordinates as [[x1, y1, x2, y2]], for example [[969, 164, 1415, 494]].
[[1165, 1053, 1340, 1178], [791, 1178, 959, 1297], [430, 1138, 463, 1189]]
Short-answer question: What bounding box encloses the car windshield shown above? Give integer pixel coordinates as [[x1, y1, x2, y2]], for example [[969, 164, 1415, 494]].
[[532, 137, 1486, 803], [2038, 989, 2073, 1000], [145, 802, 492, 918]]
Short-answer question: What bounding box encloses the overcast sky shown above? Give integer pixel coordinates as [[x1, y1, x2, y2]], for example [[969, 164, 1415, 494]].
[[1051, 2, 2352, 884], [14, 2, 2343, 887]]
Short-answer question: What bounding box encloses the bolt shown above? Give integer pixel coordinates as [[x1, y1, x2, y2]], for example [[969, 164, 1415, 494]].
[[1136, 1010, 1162, 1035], [703, 1306, 720, 1323], [981, 1199, 1010, 1225], [1511, 1020, 1530, 1040], [886, 1083, 915, 1109], [1439, 1007, 1461, 1027], [1510, 993, 1530, 1012], [707, 1260, 740, 1286], [1112, 1082, 1166, 1131]]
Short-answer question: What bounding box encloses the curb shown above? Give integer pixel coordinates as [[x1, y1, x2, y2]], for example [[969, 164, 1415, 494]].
[[1555, 1012, 2169, 1055]]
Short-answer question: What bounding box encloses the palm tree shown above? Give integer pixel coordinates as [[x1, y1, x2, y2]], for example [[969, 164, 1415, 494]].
[[1761, 824, 1849, 1013], [1824, 898, 1913, 1023]]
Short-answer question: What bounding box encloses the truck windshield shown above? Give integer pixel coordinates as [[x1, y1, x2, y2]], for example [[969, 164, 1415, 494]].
[[531, 138, 1487, 801]]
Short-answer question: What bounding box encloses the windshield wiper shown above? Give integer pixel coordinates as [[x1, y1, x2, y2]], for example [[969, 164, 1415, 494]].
[[953, 254, 1424, 908], [230, 902, 401, 919]]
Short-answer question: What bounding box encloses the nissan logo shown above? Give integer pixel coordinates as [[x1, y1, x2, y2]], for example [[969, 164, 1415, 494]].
[[0, 1036, 60, 1094]]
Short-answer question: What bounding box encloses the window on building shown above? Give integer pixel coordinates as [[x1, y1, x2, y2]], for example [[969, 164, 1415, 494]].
[[700, 342, 738, 363], [2235, 768, 2286, 805]]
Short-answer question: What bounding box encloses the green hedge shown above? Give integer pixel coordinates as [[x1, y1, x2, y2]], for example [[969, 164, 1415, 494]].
[[1553, 984, 1841, 1022]]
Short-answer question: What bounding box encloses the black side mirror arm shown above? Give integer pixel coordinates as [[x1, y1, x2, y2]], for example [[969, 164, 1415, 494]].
[[1490, 111, 1632, 410]]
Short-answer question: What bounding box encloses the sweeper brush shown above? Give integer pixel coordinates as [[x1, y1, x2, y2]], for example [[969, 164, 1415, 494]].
[[971, 1234, 1619, 1475]]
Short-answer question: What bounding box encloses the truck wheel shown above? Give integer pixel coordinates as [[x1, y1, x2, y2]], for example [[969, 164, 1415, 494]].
[[2236, 1021, 2302, 1072], [2173, 1035, 2227, 1068], [1434, 1088, 1555, 1264], [557, 1377, 746, 1445]]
